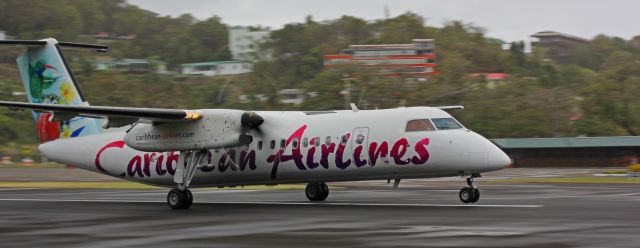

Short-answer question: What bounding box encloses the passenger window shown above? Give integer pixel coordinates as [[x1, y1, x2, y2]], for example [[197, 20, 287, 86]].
[[270, 140, 275, 149], [302, 138, 308, 148], [341, 135, 348, 144], [258, 141, 263, 150], [431, 118, 463, 130], [280, 139, 286, 148], [292, 138, 299, 149], [314, 137, 320, 146], [325, 136, 332, 145], [405, 119, 436, 132]]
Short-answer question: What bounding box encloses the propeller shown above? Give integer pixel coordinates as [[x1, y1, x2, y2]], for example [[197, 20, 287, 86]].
[[239, 111, 264, 145]]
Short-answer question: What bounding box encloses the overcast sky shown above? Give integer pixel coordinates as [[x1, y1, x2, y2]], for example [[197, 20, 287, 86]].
[[128, 0, 639, 42]]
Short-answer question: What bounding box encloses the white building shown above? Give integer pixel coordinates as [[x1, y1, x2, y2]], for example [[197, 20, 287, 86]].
[[279, 89, 306, 105], [180, 61, 252, 76], [228, 26, 271, 61]]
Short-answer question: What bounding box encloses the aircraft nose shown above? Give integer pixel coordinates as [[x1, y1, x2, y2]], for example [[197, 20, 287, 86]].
[[486, 146, 511, 170]]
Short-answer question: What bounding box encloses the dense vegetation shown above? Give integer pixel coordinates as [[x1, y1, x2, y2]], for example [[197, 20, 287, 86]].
[[1, 0, 640, 158]]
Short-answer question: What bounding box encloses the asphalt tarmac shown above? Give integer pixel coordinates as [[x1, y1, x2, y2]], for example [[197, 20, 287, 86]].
[[0, 181, 638, 248]]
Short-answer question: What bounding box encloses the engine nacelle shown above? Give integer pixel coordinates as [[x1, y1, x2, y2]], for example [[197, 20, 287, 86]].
[[124, 110, 246, 152]]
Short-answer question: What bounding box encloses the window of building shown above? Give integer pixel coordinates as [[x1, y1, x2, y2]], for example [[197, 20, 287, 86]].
[[405, 119, 436, 132], [431, 118, 464, 130]]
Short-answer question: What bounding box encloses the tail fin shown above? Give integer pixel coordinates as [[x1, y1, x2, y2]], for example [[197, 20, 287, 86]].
[[10, 38, 104, 142]]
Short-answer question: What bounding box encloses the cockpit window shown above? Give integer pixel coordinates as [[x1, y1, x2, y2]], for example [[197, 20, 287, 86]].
[[431, 118, 463, 130], [405, 119, 436, 132]]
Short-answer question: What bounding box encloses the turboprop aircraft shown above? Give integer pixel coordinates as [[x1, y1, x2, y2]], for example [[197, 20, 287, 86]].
[[0, 38, 511, 209]]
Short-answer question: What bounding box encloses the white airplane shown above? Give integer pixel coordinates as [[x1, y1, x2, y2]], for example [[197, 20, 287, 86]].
[[0, 38, 511, 209]]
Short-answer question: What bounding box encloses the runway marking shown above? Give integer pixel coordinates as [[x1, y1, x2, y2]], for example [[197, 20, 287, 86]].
[[0, 198, 543, 208], [0, 188, 41, 191]]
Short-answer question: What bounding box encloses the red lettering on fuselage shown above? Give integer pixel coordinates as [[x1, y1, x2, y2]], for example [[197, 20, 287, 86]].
[[94, 125, 432, 180]]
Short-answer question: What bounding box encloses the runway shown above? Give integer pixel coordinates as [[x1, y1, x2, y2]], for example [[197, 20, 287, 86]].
[[0, 182, 638, 247]]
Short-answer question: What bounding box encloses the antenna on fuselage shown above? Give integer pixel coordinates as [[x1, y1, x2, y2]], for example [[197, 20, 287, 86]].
[[349, 103, 359, 112]]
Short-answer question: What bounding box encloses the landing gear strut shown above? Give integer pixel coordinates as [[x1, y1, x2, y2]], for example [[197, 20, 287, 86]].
[[459, 173, 481, 204], [167, 150, 206, 209], [305, 182, 329, 201]]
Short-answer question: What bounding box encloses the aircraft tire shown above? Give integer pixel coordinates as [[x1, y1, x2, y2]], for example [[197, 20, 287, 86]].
[[470, 188, 480, 203], [305, 183, 327, 201], [167, 188, 190, 209], [459, 187, 474, 204], [184, 188, 194, 209], [319, 183, 329, 201]]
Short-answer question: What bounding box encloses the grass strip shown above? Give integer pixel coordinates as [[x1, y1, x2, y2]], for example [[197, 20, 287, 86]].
[[493, 177, 640, 184]]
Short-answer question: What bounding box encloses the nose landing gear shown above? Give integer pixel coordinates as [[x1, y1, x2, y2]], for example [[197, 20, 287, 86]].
[[459, 173, 481, 204]]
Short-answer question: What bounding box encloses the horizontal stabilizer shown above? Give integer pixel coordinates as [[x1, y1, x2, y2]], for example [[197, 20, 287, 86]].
[[0, 40, 108, 51]]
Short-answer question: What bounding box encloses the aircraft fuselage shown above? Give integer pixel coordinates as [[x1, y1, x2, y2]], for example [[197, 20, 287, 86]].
[[39, 107, 510, 187]]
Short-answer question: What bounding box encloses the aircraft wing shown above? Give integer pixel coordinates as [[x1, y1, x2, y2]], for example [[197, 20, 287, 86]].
[[0, 101, 202, 127]]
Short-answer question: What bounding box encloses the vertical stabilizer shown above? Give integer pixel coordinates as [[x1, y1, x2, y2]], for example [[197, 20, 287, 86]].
[[14, 38, 101, 143]]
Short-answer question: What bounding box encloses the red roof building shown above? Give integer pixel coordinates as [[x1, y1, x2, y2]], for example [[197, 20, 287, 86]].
[[324, 39, 436, 77]]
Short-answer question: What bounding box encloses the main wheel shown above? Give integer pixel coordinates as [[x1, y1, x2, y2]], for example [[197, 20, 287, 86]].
[[459, 187, 474, 204], [318, 183, 329, 201], [184, 188, 194, 209], [167, 188, 190, 209], [306, 183, 327, 201], [470, 188, 480, 203]]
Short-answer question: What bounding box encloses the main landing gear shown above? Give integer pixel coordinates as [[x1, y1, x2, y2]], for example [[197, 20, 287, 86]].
[[305, 182, 329, 201], [459, 173, 481, 204], [168, 150, 206, 210]]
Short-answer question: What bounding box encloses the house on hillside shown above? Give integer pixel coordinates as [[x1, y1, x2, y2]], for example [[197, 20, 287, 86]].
[[112, 59, 167, 74], [530, 31, 589, 63], [279, 89, 306, 105], [180, 61, 252, 76], [324, 39, 437, 78], [471, 73, 509, 89], [89, 32, 135, 42]]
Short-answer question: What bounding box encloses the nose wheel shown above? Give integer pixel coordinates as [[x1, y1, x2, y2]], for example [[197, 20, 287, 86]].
[[459, 175, 480, 204], [305, 182, 329, 201]]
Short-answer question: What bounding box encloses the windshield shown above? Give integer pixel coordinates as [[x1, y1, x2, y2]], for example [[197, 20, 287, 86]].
[[431, 118, 464, 130]]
